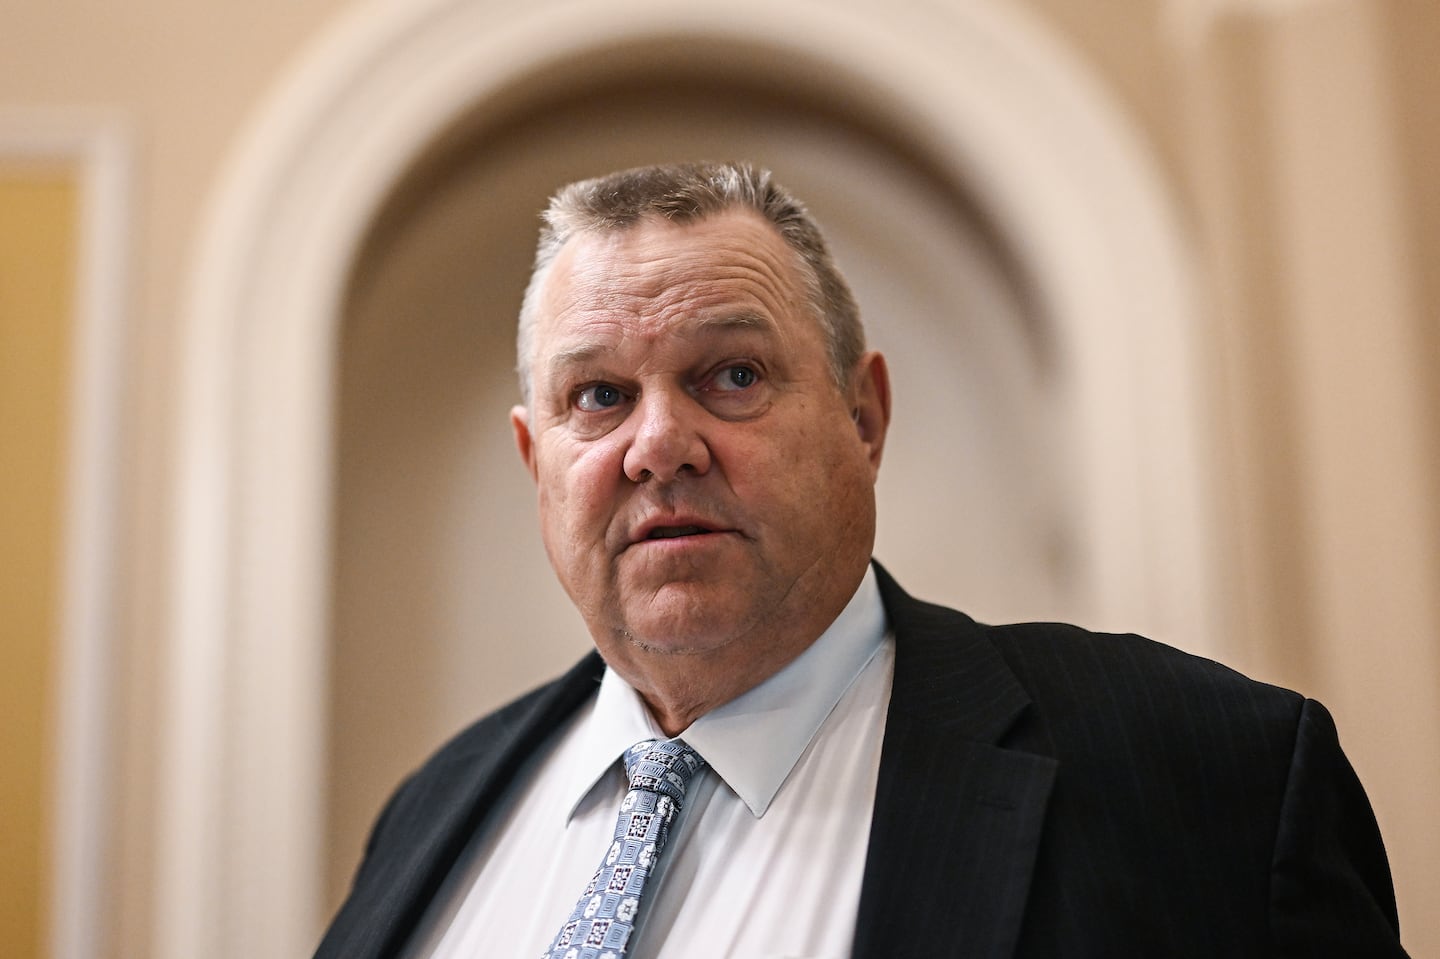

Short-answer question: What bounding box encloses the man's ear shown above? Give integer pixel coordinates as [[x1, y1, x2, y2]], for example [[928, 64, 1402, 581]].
[[850, 351, 891, 477], [511, 405, 539, 481]]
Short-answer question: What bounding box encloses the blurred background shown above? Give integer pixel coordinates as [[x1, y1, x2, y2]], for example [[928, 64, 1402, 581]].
[[3, 0, 1437, 956]]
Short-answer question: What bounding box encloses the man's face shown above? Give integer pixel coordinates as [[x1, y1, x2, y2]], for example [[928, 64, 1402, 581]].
[[512, 209, 889, 703]]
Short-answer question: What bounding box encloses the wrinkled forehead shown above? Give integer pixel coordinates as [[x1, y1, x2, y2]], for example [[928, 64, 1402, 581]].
[[533, 209, 816, 341]]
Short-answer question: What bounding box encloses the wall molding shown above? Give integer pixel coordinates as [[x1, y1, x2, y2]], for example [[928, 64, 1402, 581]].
[[0, 110, 132, 959], [162, 0, 1213, 955]]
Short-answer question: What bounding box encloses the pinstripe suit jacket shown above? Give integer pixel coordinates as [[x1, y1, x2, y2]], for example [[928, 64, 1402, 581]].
[[315, 563, 1406, 957]]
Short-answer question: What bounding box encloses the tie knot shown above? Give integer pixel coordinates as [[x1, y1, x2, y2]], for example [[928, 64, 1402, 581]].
[[622, 739, 705, 803]]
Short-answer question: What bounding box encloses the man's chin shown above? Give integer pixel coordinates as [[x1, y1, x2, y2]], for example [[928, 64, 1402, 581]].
[[594, 576, 772, 655], [626, 635, 714, 657], [619, 617, 741, 657]]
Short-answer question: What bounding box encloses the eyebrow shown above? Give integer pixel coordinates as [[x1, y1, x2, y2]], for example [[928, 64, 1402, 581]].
[[544, 311, 779, 375]]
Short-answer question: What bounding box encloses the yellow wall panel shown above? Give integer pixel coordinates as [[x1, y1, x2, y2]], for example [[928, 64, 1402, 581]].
[[0, 168, 78, 959]]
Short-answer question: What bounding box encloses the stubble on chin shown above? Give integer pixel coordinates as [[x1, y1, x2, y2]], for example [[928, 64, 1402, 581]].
[[621, 628, 704, 657], [608, 594, 747, 658]]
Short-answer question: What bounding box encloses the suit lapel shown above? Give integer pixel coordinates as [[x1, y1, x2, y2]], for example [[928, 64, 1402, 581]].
[[324, 568, 1054, 959], [852, 565, 1057, 959]]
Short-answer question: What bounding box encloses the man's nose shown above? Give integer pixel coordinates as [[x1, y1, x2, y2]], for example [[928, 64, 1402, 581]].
[[622, 390, 712, 483]]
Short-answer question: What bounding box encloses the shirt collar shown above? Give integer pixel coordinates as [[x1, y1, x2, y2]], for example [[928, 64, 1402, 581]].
[[563, 565, 888, 820]]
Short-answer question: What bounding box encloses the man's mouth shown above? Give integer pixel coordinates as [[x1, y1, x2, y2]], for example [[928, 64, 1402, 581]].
[[646, 525, 711, 540]]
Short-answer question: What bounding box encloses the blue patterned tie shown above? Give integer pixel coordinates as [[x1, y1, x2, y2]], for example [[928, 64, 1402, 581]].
[[543, 739, 707, 959]]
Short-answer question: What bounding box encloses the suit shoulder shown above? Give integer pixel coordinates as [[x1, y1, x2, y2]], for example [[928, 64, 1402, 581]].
[[356, 652, 603, 856], [977, 620, 1309, 764], [412, 651, 605, 776], [989, 620, 1299, 706]]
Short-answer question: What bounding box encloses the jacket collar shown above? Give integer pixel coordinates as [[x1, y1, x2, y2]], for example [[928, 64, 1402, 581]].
[[321, 564, 1055, 959]]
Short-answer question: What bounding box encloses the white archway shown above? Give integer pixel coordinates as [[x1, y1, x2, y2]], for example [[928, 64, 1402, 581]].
[[161, 1, 1213, 955]]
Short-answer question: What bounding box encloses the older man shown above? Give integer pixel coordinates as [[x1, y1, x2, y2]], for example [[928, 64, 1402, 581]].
[[316, 163, 1405, 958]]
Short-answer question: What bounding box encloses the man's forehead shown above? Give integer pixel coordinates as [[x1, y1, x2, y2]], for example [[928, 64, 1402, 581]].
[[534, 213, 802, 342]]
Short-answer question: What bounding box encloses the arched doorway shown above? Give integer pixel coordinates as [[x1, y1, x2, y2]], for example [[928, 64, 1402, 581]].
[[162, 3, 1211, 956], [330, 65, 1062, 913]]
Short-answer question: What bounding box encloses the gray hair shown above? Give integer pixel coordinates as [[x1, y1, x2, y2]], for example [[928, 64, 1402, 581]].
[[515, 162, 864, 405]]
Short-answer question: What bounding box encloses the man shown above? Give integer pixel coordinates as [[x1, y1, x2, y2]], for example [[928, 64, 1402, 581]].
[[316, 163, 1406, 957]]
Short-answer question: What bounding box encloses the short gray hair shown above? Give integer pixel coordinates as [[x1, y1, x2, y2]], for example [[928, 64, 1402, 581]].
[[515, 162, 864, 405]]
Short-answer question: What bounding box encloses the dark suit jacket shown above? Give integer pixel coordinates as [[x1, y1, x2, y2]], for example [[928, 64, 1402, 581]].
[[316, 564, 1406, 957]]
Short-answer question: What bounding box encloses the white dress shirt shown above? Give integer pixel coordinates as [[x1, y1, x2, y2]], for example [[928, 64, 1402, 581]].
[[407, 566, 893, 959]]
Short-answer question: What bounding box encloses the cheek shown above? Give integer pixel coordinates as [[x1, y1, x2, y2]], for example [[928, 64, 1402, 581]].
[[770, 430, 871, 521], [538, 444, 621, 539], [723, 440, 821, 535]]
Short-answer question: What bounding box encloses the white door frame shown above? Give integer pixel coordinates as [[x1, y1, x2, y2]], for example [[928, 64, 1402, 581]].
[[0, 111, 131, 959]]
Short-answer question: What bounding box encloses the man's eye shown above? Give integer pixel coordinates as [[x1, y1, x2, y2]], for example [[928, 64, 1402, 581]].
[[710, 365, 759, 391], [575, 384, 627, 412]]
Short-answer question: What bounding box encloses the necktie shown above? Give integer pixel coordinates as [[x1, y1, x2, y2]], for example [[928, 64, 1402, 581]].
[[543, 738, 707, 959]]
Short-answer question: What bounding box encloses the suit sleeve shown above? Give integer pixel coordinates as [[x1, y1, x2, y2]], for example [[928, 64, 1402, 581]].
[[1268, 698, 1408, 957]]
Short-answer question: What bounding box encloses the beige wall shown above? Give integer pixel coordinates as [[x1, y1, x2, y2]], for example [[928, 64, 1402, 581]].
[[4, 0, 1437, 956], [3, 4, 353, 956], [2, 6, 354, 957]]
